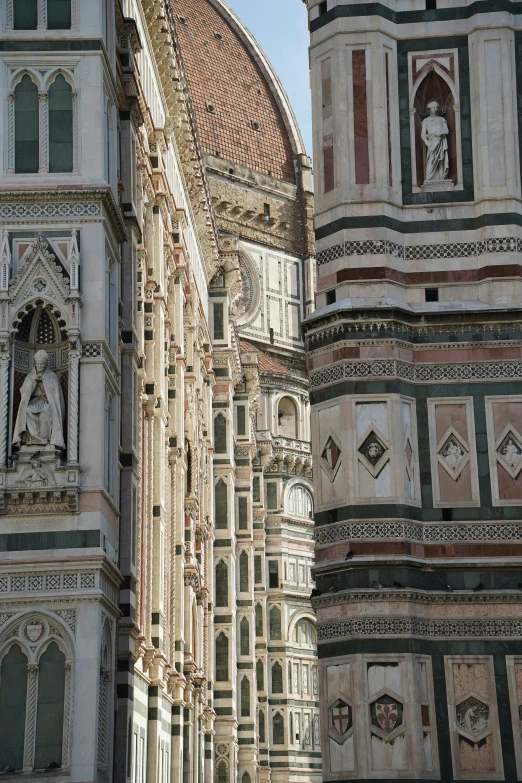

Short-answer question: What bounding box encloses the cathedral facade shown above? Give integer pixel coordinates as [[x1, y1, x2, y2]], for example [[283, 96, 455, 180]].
[[0, 2, 318, 783], [304, 0, 522, 781]]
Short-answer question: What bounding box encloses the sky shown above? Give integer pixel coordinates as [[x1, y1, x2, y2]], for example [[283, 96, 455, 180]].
[[224, 0, 314, 161]]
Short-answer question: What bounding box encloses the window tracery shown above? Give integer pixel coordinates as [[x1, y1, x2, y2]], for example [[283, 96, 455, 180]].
[[0, 613, 74, 772], [9, 68, 77, 175]]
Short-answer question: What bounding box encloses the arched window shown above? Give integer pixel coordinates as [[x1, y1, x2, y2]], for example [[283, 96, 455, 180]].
[[216, 760, 227, 783], [15, 75, 39, 173], [239, 551, 249, 593], [242, 773, 251, 783], [287, 484, 313, 519], [0, 644, 28, 770], [289, 712, 294, 744], [215, 560, 228, 607], [214, 413, 227, 453], [240, 617, 249, 656], [214, 479, 227, 529], [215, 633, 228, 681], [240, 677, 250, 717], [259, 709, 266, 743], [14, 0, 38, 29], [255, 603, 263, 637], [278, 397, 298, 438], [47, 0, 72, 29], [269, 606, 281, 640], [48, 75, 73, 173], [273, 712, 284, 745], [294, 619, 317, 648], [34, 642, 66, 769], [271, 662, 283, 694], [256, 659, 264, 692]]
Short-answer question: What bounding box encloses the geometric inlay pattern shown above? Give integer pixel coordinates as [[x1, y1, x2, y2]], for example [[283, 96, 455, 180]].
[[321, 432, 342, 481], [317, 617, 522, 641], [323, 436, 341, 470], [314, 520, 522, 546], [316, 236, 522, 266], [309, 361, 522, 388]]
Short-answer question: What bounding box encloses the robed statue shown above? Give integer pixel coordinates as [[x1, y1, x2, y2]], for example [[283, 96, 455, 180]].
[[13, 349, 65, 449], [421, 100, 449, 182]]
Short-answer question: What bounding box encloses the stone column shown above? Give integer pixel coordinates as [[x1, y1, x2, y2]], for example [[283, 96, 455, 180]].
[[0, 344, 11, 468], [7, 92, 15, 173], [72, 91, 79, 172], [67, 341, 81, 464], [38, 91, 48, 173], [37, 0, 46, 29], [62, 661, 73, 768], [22, 663, 39, 771]]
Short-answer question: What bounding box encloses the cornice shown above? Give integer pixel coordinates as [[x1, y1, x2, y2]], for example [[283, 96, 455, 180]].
[[0, 186, 127, 243]]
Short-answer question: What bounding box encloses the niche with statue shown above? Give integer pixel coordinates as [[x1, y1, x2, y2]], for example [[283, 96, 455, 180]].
[[0, 232, 81, 514]]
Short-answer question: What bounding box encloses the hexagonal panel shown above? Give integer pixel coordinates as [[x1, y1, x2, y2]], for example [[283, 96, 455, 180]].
[[456, 696, 490, 738]]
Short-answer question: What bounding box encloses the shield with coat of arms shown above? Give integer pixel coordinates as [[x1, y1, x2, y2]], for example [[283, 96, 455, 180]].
[[25, 621, 44, 642], [331, 702, 351, 736], [376, 702, 398, 733]]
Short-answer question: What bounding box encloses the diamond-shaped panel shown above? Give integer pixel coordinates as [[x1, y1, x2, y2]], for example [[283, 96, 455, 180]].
[[359, 433, 387, 467], [438, 434, 467, 476], [322, 436, 341, 471], [497, 430, 522, 477]]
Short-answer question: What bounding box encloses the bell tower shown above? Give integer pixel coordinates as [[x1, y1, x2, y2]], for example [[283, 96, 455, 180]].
[[304, 0, 522, 780]]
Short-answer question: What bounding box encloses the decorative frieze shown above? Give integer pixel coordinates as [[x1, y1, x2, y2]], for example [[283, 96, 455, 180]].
[[310, 360, 522, 388], [0, 571, 96, 593], [315, 519, 522, 546], [318, 617, 522, 641], [316, 237, 522, 266]]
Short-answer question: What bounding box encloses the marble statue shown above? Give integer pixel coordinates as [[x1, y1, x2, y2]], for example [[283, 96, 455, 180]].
[[421, 100, 449, 182], [13, 349, 65, 449]]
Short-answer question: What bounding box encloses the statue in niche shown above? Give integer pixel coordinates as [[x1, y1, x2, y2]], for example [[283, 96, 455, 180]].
[[421, 100, 449, 182], [13, 349, 65, 449]]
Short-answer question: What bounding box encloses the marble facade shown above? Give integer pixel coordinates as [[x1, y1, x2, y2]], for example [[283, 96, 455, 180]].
[[0, 1, 317, 783], [303, 0, 522, 781]]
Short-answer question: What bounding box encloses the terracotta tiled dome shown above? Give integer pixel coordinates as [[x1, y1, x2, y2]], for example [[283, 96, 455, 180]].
[[174, 0, 299, 183]]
